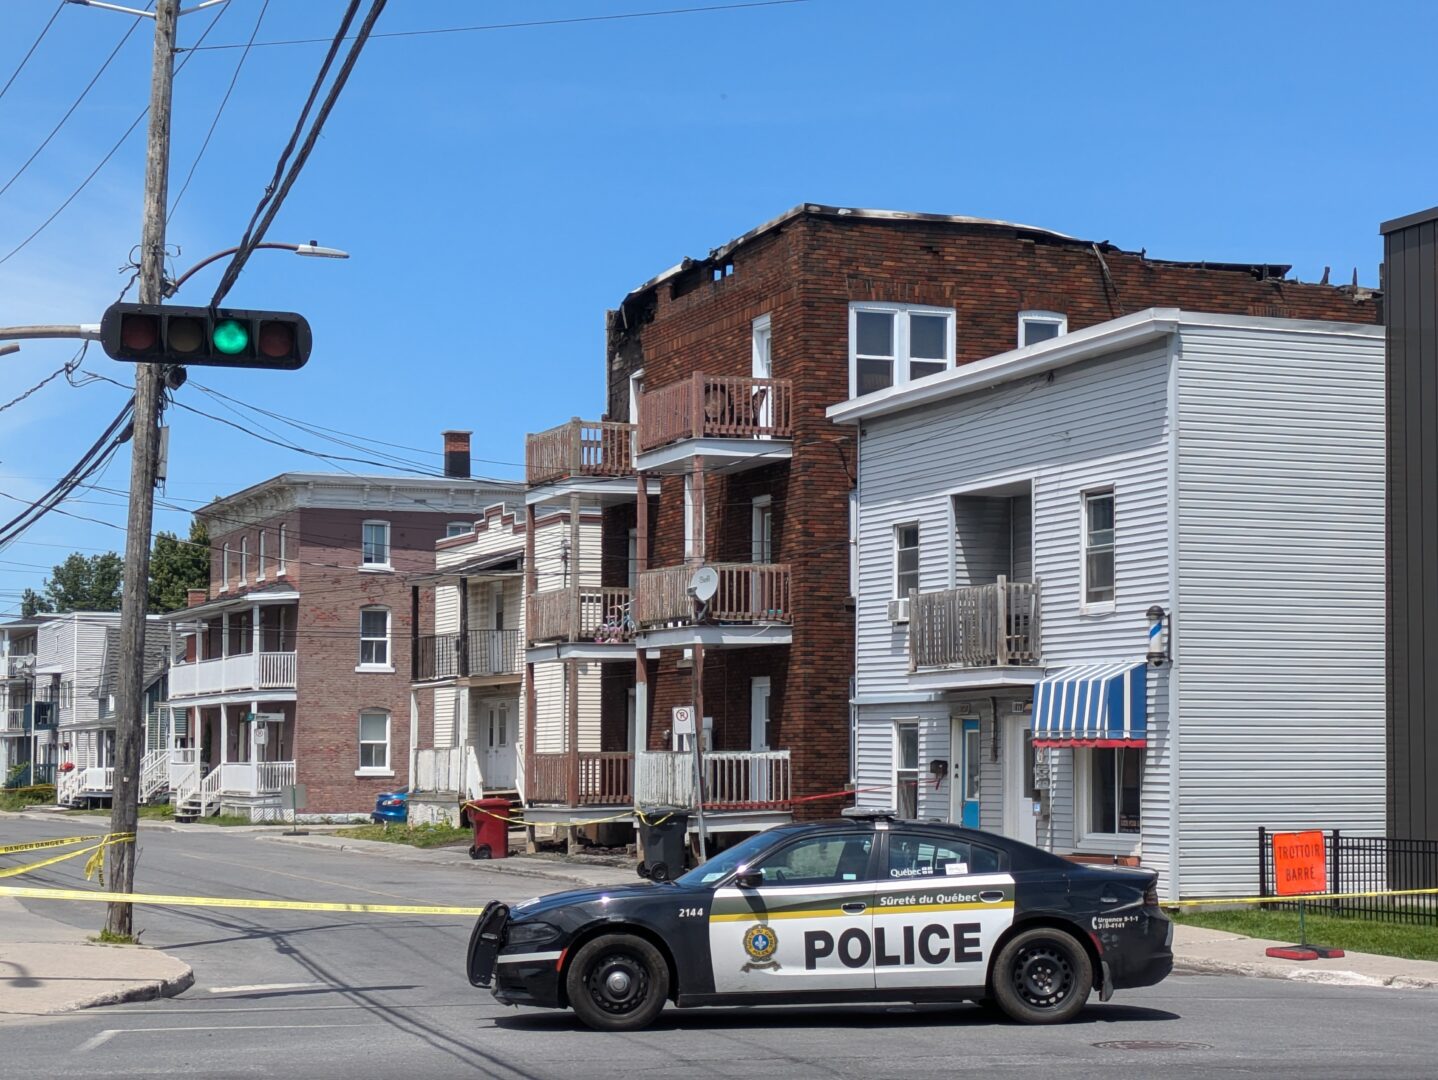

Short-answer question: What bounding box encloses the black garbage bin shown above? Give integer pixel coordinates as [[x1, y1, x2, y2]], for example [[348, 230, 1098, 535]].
[[637, 806, 689, 881]]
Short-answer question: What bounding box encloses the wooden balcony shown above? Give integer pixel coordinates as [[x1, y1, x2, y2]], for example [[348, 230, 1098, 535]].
[[526, 419, 634, 487], [908, 577, 1042, 671], [528, 751, 633, 805], [637, 563, 791, 627], [414, 629, 521, 682], [527, 586, 632, 644], [169, 651, 297, 699], [635, 749, 791, 810], [637, 373, 794, 454]]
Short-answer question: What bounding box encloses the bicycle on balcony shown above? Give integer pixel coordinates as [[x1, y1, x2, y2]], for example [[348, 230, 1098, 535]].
[[595, 600, 638, 644]]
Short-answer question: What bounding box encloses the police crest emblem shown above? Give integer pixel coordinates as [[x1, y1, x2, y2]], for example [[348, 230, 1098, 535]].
[[741, 924, 780, 972]]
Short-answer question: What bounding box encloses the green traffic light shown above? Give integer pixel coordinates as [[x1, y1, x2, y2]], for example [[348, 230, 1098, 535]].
[[212, 319, 249, 355]]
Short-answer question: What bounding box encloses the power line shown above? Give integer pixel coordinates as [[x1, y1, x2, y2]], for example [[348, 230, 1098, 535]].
[[185, 0, 816, 51], [168, 0, 269, 222], [0, 1, 66, 105]]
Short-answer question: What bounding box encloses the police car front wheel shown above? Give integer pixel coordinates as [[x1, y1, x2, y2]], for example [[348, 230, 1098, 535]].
[[991, 928, 1092, 1025], [565, 934, 670, 1032]]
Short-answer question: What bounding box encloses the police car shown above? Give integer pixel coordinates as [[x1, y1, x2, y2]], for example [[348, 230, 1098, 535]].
[[466, 813, 1172, 1031]]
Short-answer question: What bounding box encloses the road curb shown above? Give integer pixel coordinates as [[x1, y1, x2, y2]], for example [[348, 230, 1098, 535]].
[[72, 957, 196, 1013], [1174, 955, 1438, 990]]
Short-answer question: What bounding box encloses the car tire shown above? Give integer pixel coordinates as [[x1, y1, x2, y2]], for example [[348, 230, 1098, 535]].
[[565, 933, 670, 1032], [991, 927, 1092, 1025]]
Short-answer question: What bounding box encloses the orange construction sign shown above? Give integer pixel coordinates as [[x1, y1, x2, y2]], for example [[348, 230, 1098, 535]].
[[1272, 830, 1328, 896]]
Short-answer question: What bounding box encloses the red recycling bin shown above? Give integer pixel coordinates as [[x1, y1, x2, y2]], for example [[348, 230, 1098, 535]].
[[468, 797, 512, 860]]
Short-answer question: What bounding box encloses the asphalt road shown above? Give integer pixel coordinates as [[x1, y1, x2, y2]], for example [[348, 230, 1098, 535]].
[[2, 815, 1435, 1080]]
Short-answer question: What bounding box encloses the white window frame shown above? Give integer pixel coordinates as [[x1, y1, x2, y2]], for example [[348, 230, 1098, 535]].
[[222, 543, 231, 591], [893, 720, 921, 818], [1075, 746, 1143, 855], [752, 313, 772, 378], [277, 523, 287, 576], [240, 535, 249, 584], [257, 530, 267, 580], [357, 606, 392, 672], [894, 522, 920, 600], [628, 368, 645, 425], [1081, 488, 1116, 614], [1018, 310, 1068, 348], [356, 709, 392, 776], [848, 302, 955, 398], [361, 519, 391, 570], [751, 495, 773, 564], [445, 521, 472, 538], [683, 472, 700, 560]]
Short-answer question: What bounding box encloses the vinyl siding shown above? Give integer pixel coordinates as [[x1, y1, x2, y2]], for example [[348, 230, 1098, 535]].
[[1174, 320, 1386, 897]]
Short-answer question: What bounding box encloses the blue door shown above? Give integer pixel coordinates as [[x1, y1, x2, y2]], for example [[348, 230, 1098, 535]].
[[960, 718, 980, 828]]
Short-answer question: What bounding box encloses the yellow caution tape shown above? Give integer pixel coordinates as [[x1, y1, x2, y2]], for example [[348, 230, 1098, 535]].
[[0, 883, 493, 917], [0, 834, 119, 856], [0, 833, 134, 882], [1164, 886, 1438, 908], [464, 803, 648, 829]]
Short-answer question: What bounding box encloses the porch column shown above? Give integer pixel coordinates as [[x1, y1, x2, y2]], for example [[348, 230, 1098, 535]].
[[635, 470, 650, 751], [566, 658, 581, 856], [409, 586, 420, 681], [568, 493, 581, 641], [221, 611, 230, 657], [692, 455, 706, 564], [219, 705, 229, 767], [249, 699, 260, 793], [408, 687, 419, 792], [250, 603, 261, 656], [523, 502, 537, 833], [458, 577, 470, 678]]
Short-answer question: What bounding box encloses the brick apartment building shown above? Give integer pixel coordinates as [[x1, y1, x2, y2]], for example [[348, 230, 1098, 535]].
[[520, 204, 1379, 840], [161, 436, 521, 819]]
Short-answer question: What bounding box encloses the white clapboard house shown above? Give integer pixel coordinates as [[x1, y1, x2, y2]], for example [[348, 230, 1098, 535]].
[[828, 308, 1385, 899]]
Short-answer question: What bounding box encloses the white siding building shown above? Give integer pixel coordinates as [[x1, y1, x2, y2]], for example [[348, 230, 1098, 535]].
[[829, 309, 1385, 899]]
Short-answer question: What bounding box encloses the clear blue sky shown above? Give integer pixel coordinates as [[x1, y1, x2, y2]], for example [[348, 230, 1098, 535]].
[[0, 0, 1433, 610]]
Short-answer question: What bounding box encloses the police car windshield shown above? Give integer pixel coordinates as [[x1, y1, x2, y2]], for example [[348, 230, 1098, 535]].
[[674, 831, 781, 888]]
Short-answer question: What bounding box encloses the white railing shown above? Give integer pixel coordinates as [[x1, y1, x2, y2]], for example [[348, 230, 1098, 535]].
[[197, 767, 224, 815], [257, 761, 295, 794], [464, 744, 484, 800], [635, 749, 791, 809], [169, 748, 200, 792], [168, 651, 298, 698], [141, 749, 169, 801], [1, 708, 24, 732], [80, 766, 114, 793], [214, 760, 297, 796], [56, 767, 84, 805], [414, 746, 463, 794]]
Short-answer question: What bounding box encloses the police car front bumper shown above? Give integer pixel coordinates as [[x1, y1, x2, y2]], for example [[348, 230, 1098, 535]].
[[492, 953, 564, 1008]]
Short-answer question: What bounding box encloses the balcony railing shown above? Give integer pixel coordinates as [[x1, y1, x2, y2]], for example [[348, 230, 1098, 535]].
[[2, 708, 26, 733], [637, 563, 792, 627], [169, 651, 298, 698], [528, 586, 632, 644], [213, 760, 297, 796], [908, 577, 1043, 671], [414, 629, 522, 682], [635, 749, 791, 810], [637, 373, 794, 453], [528, 751, 634, 805], [526, 419, 634, 487], [3, 654, 35, 680]]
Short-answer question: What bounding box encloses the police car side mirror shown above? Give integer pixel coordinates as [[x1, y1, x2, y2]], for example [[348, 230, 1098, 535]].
[[734, 869, 763, 890]]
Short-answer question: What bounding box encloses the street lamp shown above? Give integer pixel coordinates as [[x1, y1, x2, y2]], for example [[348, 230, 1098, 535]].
[[164, 241, 350, 298]]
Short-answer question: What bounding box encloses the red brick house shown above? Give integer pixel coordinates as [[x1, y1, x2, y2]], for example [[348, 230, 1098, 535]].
[[161, 440, 521, 819], [522, 204, 1378, 845]]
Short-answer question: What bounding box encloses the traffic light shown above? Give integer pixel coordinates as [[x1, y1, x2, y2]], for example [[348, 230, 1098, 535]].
[[99, 302, 312, 370]]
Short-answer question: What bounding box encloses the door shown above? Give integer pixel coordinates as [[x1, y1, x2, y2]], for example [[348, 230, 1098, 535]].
[[954, 716, 980, 828], [484, 700, 516, 789], [1003, 717, 1037, 846], [749, 677, 772, 802], [873, 829, 1017, 991], [708, 830, 877, 993]]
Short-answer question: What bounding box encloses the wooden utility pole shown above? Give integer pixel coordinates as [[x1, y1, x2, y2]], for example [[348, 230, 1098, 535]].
[[107, 0, 178, 938]]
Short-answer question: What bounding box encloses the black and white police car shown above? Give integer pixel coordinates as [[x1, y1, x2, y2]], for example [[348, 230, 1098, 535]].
[[466, 812, 1173, 1030]]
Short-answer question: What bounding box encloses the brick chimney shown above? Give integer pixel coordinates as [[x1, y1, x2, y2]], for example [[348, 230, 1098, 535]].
[[443, 430, 471, 479], [187, 588, 209, 607]]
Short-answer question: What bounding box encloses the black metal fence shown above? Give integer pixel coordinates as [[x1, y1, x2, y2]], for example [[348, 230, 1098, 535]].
[[413, 629, 521, 682], [1258, 827, 1438, 926]]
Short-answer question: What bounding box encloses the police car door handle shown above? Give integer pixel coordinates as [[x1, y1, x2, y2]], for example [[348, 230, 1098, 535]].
[[979, 891, 1006, 904], [841, 902, 867, 915]]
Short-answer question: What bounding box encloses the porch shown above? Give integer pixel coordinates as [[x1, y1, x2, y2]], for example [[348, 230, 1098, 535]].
[[173, 760, 297, 819], [636, 373, 793, 474], [525, 418, 637, 505], [527, 585, 635, 649], [635, 563, 792, 648], [413, 629, 521, 683], [169, 650, 297, 698], [908, 577, 1043, 673]]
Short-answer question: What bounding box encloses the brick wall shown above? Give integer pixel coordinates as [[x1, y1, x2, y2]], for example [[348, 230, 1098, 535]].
[[605, 210, 1380, 817]]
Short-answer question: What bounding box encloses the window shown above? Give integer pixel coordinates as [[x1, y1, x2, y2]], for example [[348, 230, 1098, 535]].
[[1018, 310, 1068, 347], [887, 833, 1002, 880], [751, 496, 773, 564], [894, 523, 919, 599], [1082, 490, 1115, 607], [752, 314, 772, 379], [240, 536, 249, 584], [358, 709, 390, 772], [277, 523, 287, 575], [258, 530, 267, 580], [1085, 747, 1142, 836], [895, 721, 920, 817], [362, 520, 390, 568], [222, 543, 231, 590], [963, 725, 981, 805], [849, 303, 954, 397], [683, 473, 700, 560], [359, 607, 390, 668], [751, 833, 874, 887], [628, 368, 645, 424], [446, 521, 471, 538]]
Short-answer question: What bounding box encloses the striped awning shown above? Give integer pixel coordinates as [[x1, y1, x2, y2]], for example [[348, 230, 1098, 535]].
[[1032, 662, 1147, 748]]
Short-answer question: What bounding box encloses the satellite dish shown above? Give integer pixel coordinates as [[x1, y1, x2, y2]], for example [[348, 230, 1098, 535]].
[[688, 566, 719, 603]]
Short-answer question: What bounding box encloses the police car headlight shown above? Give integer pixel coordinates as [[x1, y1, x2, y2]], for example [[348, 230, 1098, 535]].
[[505, 921, 560, 947]]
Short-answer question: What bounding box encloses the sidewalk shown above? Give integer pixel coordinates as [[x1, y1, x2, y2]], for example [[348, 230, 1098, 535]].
[[1172, 923, 1438, 991], [0, 898, 192, 1019], [257, 831, 639, 888]]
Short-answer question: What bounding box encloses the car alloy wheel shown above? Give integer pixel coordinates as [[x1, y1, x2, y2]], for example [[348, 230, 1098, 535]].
[[1011, 941, 1075, 1010], [586, 952, 650, 1015]]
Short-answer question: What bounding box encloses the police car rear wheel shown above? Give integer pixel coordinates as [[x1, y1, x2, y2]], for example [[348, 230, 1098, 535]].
[[992, 928, 1091, 1025], [566, 934, 669, 1032]]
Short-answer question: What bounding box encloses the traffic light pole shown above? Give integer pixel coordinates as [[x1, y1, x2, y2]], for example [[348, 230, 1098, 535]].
[[106, 0, 177, 940]]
